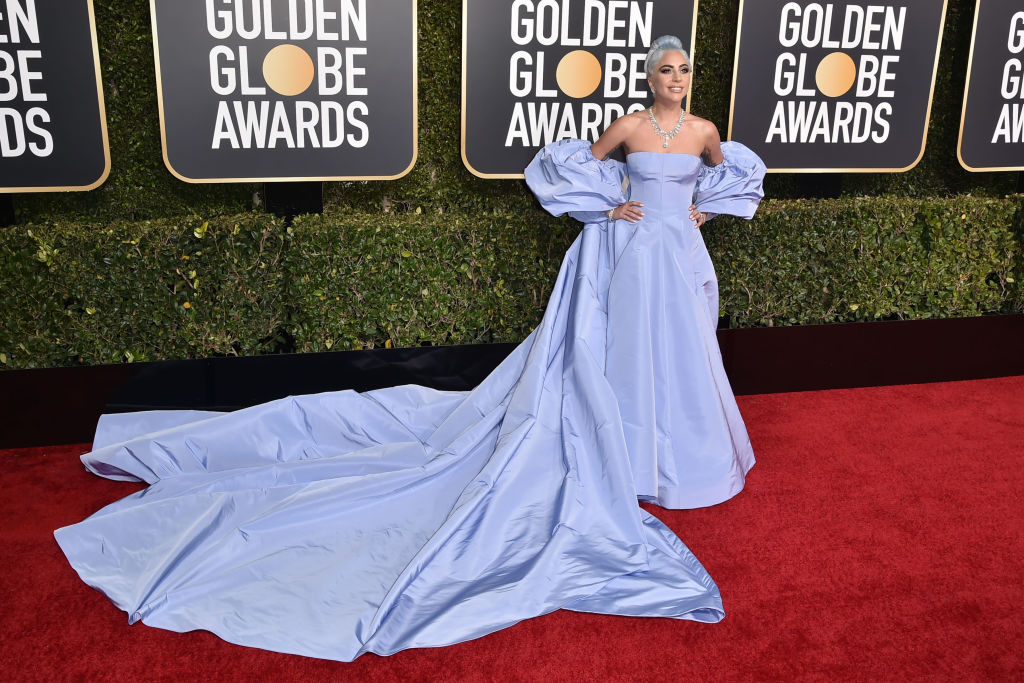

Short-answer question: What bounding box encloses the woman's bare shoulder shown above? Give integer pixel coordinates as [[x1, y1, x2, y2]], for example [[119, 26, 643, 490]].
[[685, 113, 720, 136], [610, 110, 647, 133], [592, 112, 646, 158], [685, 114, 724, 163]]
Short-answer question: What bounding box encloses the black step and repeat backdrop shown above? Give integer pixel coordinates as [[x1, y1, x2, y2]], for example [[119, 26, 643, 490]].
[[0, 0, 109, 192], [462, 0, 697, 178], [151, 0, 416, 182], [7, 1, 1018, 192], [958, 0, 1024, 172], [729, 0, 947, 173]]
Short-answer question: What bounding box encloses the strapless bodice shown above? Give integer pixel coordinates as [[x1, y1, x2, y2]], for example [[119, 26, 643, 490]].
[[625, 152, 703, 222], [525, 138, 764, 224]]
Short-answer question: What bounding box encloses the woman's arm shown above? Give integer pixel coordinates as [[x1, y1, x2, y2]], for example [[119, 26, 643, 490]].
[[591, 116, 644, 222], [686, 120, 726, 228], [590, 115, 636, 160], [699, 120, 725, 167]]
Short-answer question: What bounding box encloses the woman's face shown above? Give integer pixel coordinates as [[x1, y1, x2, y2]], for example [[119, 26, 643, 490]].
[[648, 50, 691, 103]]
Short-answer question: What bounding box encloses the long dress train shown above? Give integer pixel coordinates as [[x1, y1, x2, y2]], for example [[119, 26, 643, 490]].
[[54, 139, 765, 661]]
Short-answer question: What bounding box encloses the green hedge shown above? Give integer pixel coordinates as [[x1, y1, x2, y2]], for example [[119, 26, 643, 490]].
[[9, 0, 1018, 224], [2, 196, 1020, 369], [706, 196, 1021, 327], [1, 215, 288, 367], [284, 211, 575, 352]]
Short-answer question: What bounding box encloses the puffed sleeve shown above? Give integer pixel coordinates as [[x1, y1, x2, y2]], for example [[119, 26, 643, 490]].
[[525, 139, 627, 222], [694, 141, 766, 220]]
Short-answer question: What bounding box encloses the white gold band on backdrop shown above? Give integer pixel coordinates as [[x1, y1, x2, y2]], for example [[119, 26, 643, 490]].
[[729, 0, 948, 173], [0, 0, 109, 192], [958, 0, 1024, 172], [462, 0, 698, 179], [151, 0, 416, 183]]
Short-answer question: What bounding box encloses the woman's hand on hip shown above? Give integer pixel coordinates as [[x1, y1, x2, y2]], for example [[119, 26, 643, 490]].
[[610, 201, 644, 223], [690, 204, 708, 229]]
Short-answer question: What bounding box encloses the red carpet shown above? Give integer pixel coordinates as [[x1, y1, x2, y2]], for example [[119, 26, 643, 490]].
[[2, 376, 1022, 681]]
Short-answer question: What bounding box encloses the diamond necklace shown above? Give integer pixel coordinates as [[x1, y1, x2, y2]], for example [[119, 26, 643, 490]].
[[648, 106, 686, 149]]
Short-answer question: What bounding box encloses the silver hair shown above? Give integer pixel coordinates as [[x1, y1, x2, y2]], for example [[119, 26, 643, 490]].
[[644, 35, 689, 78]]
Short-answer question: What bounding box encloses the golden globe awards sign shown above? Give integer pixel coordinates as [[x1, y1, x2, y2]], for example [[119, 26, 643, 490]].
[[0, 0, 109, 192], [958, 1, 1024, 172], [152, 0, 416, 182], [729, 1, 947, 172], [462, 0, 697, 179]]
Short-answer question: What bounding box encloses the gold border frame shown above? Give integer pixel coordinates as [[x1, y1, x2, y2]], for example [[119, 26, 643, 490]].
[[150, 0, 418, 183], [2, 0, 111, 194], [956, 0, 1023, 172], [461, 0, 701, 180], [727, 0, 949, 174]]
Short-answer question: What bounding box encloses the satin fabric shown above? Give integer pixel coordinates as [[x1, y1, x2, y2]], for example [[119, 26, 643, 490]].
[[55, 139, 764, 661], [526, 141, 764, 507]]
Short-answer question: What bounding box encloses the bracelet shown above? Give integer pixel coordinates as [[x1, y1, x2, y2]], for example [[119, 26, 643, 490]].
[[606, 208, 615, 220]]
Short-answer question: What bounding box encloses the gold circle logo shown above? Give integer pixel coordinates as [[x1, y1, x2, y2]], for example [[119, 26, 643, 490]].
[[815, 52, 856, 98], [556, 50, 602, 99], [263, 44, 315, 97]]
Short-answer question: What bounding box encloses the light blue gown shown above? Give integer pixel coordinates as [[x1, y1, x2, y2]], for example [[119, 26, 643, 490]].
[[54, 140, 765, 661]]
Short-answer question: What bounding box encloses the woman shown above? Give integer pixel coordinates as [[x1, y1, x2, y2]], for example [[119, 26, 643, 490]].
[[55, 36, 764, 661], [526, 34, 764, 509]]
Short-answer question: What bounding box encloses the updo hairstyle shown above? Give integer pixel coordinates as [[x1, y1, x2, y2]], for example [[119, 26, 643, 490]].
[[644, 35, 690, 78]]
